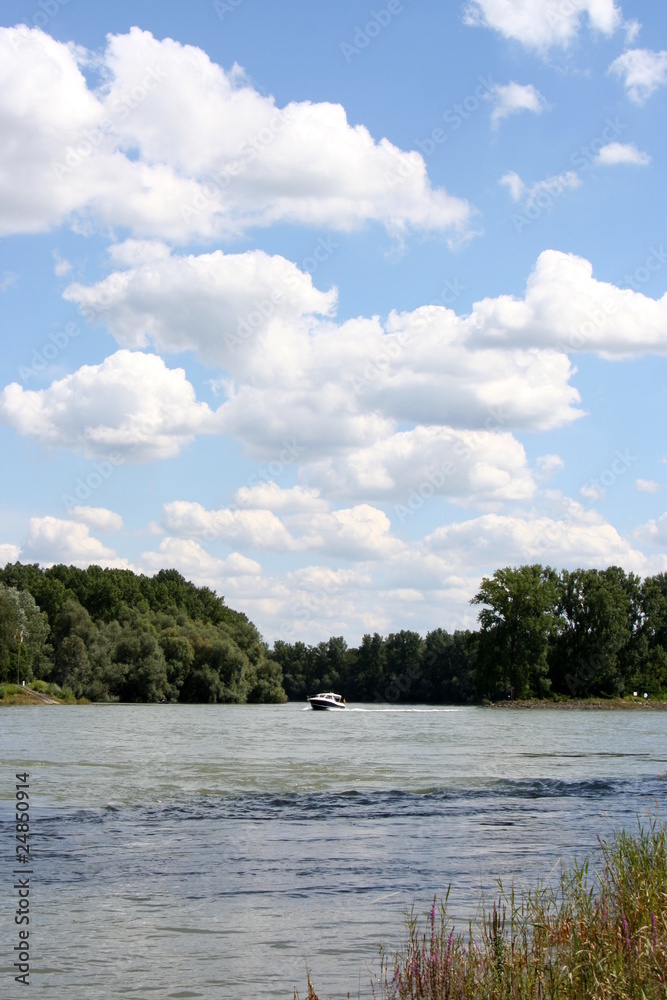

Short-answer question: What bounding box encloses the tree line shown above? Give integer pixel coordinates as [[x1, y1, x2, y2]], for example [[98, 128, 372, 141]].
[[1, 561, 665, 703], [0, 562, 285, 703], [273, 564, 667, 703]]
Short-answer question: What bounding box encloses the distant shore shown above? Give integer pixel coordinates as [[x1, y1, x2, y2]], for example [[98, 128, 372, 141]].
[[487, 697, 667, 710]]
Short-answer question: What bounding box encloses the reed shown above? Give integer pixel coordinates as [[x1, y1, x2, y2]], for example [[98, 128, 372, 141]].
[[299, 819, 667, 999]]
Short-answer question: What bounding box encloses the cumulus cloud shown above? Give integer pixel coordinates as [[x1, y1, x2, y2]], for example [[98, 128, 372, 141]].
[[162, 501, 299, 551], [467, 249, 667, 356], [642, 512, 667, 542], [233, 482, 328, 512], [488, 82, 548, 126], [64, 247, 584, 461], [463, 0, 622, 53], [25, 516, 127, 567], [161, 498, 401, 559], [424, 509, 646, 572], [140, 537, 261, 591], [609, 48, 667, 103], [64, 247, 337, 370], [305, 426, 538, 505], [0, 543, 21, 565], [594, 142, 651, 166], [69, 506, 124, 533], [0, 350, 222, 461], [0, 26, 472, 243], [288, 505, 400, 560]]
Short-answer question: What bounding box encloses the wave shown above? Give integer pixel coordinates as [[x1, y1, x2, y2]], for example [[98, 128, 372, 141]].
[[4, 774, 662, 829]]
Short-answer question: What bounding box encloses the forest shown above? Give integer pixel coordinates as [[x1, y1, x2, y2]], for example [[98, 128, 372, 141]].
[[1, 561, 666, 703], [0, 562, 285, 703]]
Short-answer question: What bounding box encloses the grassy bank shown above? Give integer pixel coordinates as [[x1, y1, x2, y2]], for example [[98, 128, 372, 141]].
[[299, 820, 667, 999], [487, 697, 667, 710], [0, 681, 85, 705]]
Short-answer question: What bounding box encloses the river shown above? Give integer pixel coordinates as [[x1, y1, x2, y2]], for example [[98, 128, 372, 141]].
[[1, 703, 665, 998]]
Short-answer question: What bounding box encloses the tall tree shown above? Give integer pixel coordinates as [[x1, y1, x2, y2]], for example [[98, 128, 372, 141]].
[[471, 564, 559, 699]]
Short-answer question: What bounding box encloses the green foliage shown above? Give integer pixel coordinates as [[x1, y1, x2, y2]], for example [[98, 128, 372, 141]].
[[0, 561, 286, 704], [472, 564, 559, 699]]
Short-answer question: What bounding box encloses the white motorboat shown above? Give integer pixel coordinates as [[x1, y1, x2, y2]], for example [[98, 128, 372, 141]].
[[307, 692, 346, 711]]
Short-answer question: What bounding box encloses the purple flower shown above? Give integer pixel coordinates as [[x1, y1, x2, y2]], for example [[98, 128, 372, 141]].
[[621, 914, 631, 950]]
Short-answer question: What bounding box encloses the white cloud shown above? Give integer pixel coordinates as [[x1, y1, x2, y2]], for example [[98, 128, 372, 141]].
[[501, 170, 581, 208], [499, 171, 526, 202], [635, 479, 661, 493], [161, 498, 400, 559], [594, 141, 651, 166], [468, 249, 667, 356], [52, 251, 72, 277], [0, 543, 21, 565], [536, 454, 565, 482], [633, 512, 667, 551], [609, 48, 667, 103], [141, 537, 261, 591], [287, 504, 401, 560], [64, 247, 337, 370], [162, 501, 298, 551], [25, 516, 128, 567], [69, 506, 124, 532], [0, 26, 473, 243], [424, 509, 646, 572], [463, 0, 622, 53], [305, 426, 538, 505], [233, 482, 328, 512], [0, 350, 222, 461], [488, 82, 548, 126]]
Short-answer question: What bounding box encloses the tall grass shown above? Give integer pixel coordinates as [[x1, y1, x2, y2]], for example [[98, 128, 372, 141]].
[[299, 820, 667, 999]]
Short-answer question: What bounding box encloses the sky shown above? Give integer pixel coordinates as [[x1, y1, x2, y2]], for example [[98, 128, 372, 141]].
[[0, 0, 666, 646]]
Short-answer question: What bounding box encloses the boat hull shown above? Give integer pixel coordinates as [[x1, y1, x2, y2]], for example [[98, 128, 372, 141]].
[[307, 693, 346, 710]]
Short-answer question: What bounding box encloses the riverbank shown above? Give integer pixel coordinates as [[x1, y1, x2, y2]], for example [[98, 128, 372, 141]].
[[488, 697, 667, 710], [0, 682, 85, 705]]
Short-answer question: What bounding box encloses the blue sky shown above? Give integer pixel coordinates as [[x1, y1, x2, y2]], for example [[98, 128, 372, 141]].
[[0, 0, 666, 644]]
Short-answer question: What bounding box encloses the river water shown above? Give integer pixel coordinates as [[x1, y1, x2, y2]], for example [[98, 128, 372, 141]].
[[1, 703, 665, 999]]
